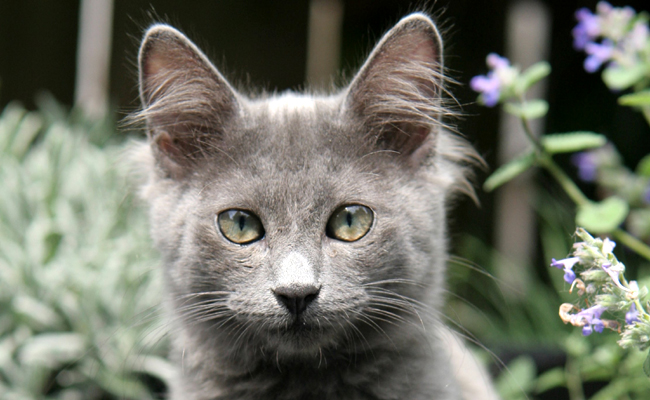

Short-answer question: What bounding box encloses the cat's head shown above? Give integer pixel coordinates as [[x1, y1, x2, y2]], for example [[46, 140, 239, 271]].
[[133, 13, 476, 361]]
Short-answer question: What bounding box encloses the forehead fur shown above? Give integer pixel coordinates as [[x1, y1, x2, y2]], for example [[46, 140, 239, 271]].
[[131, 15, 480, 208]]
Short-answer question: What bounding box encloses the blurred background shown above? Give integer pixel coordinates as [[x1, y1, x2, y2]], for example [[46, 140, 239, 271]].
[[1, 0, 650, 399]]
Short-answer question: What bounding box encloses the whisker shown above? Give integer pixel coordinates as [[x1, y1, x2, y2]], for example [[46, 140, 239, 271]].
[[448, 255, 520, 298], [362, 278, 426, 288]]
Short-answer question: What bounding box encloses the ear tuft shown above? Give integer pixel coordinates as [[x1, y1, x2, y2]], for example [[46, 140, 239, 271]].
[[345, 13, 448, 158], [134, 24, 239, 177]]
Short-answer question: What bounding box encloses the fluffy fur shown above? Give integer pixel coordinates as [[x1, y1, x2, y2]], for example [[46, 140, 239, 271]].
[[131, 13, 497, 400]]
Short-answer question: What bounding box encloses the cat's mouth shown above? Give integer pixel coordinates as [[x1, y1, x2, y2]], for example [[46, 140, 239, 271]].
[[279, 316, 320, 335], [263, 316, 335, 352]]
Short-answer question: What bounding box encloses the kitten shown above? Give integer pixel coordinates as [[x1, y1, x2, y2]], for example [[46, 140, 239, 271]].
[[133, 12, 499, 400]]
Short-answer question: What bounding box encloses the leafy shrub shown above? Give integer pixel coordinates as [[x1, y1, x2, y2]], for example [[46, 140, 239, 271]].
[[0, 99, 170, 399]]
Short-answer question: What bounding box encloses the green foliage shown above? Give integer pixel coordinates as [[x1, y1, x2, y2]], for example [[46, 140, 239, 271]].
[[495, 356, 537, 400], [637, 155, 650, 177], [619, 90, 650, 107], [471, 3, 650, 399], [483, 132, 607, 192], [515, 62, 551, 95], [503, 99, 549, 119], [541, 132, 607, 154], [0, 99, 169, 399], [576, 197, 630, 234], [602, 64, 648, 91], [483, 151, 536, 192]]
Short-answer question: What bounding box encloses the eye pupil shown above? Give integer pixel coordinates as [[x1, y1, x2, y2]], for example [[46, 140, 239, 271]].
[[327, 205, 373, 242], [217, 209, 264, 244]]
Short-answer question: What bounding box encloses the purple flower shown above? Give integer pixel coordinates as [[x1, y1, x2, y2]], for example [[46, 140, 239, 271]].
[[564, 269, 577, 285], [628, 21, 649, 51], [471, 53, 516, 107], [551, 257, 580, 284], [600, 262, 628, 292], [574, 304, 607, 336], [584, 39, 615, 72], [615, 21, 650, 67], [573, 3, 645, 73], [571, 152, 598, 182], [470, 73, 501, 107], [598, 2, 636, 41], [573, 7, 601, 50], [596, 1, 614, 16], [487, 53, 510, 70], [626, 303, 639, 325]]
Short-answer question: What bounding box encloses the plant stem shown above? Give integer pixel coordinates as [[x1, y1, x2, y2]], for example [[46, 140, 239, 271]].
[[518, 111, 650, 262], [516, 103, 589, 206], [538, 156, 590, 206], [541, 158, 650, 262], [517, 96, 544, 154], [565, 356, 585, 400], [521, 117, 544, 154]]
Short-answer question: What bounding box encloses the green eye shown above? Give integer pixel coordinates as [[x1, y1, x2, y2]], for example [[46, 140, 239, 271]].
[[217, 209, 264, 244], [326, 205, 373, 242]]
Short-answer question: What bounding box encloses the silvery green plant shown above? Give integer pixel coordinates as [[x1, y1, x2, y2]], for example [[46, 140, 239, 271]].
[[0, 98, 170, 399], [472, 0, 650, 379]]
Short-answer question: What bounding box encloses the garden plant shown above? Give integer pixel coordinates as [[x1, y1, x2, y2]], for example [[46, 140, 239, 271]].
[[471, 2, 650, 399]]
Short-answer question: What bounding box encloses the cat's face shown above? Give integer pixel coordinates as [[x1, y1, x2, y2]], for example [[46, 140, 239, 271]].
[[135, 14, 473, 360]]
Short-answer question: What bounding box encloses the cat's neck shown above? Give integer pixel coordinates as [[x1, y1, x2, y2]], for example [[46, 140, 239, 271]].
[[172, 323, 457, 400]]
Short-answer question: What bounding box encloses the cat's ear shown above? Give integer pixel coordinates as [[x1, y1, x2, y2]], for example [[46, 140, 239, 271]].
[[137, 24, 238, 177], [345, 13, 446, 160]]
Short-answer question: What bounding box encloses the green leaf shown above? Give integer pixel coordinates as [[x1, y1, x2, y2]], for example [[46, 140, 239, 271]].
[[0, 103, 27, 153], [504, 100, 548, 119], [131, 355, 176, 383], [483, 151, 536, 192], [19, 333, 86, 368], [637, 154, 650, 177], [516, 61, 551, 94], [645, 348, 650, 378], [602, 64, 648, 90], [541, 132, 606, 154], [93, 365, 151, 398], [534, 367, 566, 394], [576, 197, 629, 234], [10, 112, 42, 159], [12, 295, 61, 329], [619, 90, 650, 107], [495, 356, 537, 399]]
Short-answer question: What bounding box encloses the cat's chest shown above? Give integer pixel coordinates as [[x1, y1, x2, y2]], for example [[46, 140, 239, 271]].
[[222, 370, 389, 400], [213, 354, 429, 400]]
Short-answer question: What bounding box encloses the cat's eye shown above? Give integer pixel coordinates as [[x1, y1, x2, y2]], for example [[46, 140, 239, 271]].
[[217, 209, 264, 244], [326, 205, 373, 242]]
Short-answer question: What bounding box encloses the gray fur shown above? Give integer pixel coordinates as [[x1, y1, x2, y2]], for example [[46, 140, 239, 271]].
[[132, 13, 494, 400]]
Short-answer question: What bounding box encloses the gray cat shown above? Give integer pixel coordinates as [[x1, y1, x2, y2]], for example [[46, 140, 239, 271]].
[[132, 12, 499, 400]]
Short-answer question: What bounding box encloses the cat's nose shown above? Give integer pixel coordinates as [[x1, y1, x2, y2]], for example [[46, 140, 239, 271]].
[[273, 284, 321, 315], [272, 251, 320, 315]]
